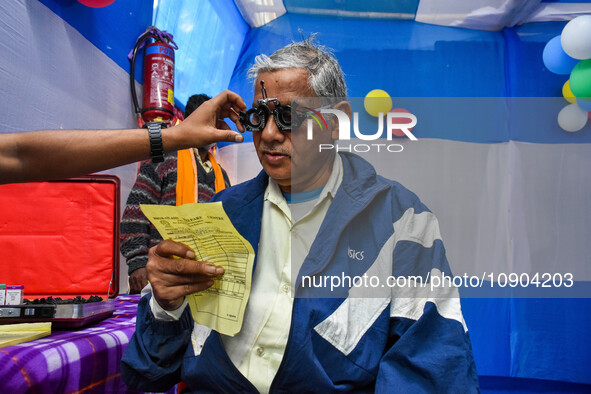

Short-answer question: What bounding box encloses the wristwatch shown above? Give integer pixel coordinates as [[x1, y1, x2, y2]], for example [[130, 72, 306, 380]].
[[143, 121, 167, 163]]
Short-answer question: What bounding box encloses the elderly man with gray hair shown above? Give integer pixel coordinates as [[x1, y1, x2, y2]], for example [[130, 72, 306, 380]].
[[122, 37, 479, 393]]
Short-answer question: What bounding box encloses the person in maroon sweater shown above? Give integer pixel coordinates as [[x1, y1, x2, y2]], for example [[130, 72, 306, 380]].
[[120, 94, 232, 294]]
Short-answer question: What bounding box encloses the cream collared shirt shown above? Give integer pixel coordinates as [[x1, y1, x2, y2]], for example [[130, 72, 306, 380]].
[[151, 154, 343, 393]]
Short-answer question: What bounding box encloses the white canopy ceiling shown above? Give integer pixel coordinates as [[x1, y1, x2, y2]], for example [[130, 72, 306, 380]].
[[233, 0, 591, 30]]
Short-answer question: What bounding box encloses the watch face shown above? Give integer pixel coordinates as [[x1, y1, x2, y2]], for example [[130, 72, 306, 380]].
[[145, 121, 168, 129]]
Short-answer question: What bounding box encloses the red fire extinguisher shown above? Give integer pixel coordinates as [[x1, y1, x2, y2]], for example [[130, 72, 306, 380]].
[[129, 27, 178, 127]]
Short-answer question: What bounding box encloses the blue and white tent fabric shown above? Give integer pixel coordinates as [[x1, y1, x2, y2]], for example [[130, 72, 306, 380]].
[[234, 0, 591, 29], [1, 1, 591, 392]]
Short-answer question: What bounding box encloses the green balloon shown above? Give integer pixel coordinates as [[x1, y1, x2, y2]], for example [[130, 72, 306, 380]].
[[570, 59, 591, 98]]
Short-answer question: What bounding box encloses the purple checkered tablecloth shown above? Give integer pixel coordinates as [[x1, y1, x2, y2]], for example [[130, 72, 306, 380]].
[[0, 295, 174, 393]]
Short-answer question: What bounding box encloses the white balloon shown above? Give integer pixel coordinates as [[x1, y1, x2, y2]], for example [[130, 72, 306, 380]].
[[561, 15, 591, 60], [558, 103, 588, 132]]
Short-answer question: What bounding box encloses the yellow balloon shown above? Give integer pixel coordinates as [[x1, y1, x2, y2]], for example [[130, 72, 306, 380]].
[[364, 89, 392, 117], [563, 80, 577, 104]]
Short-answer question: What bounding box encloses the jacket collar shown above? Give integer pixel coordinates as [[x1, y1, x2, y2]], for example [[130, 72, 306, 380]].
[[295, 153, 391, 285], [338, 152, 388, 204]]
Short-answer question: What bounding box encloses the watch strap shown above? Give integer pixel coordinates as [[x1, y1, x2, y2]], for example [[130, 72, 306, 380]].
[[144, 122, 166, 163]]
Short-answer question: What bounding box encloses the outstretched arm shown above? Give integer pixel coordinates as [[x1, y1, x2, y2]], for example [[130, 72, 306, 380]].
[[0, 90, 246, 184]]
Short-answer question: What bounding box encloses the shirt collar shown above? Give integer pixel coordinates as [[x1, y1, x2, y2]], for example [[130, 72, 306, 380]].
[[265, 178, 285, 206], [264, 153, 343, 208]]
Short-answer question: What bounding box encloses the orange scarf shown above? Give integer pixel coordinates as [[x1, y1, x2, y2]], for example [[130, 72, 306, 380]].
[[176, 149, 226, 205]]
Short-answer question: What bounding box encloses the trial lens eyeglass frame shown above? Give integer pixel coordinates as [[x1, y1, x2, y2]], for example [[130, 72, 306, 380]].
[[238, 81, 328, 132]]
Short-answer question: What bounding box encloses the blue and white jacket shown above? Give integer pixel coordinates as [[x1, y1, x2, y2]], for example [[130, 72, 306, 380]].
[[121, 153, 479, 393]]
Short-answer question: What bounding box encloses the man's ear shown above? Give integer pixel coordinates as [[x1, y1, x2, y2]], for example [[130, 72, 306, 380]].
[[330, 100, 352, 140]]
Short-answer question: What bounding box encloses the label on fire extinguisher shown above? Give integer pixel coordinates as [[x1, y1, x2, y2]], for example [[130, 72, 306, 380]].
[[142, 42, 176, 122]]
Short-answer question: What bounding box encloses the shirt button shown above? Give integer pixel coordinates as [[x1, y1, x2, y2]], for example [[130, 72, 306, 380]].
[[281, 284, 289, 294], [256, 346, 265, 357]]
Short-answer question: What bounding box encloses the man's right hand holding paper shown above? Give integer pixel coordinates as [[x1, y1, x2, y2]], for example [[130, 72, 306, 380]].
[[146, 239, 225, 311]]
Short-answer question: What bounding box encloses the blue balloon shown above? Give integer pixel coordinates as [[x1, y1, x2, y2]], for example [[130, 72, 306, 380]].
[[543, 35, 578, 75], [576, 97, 591, 111]]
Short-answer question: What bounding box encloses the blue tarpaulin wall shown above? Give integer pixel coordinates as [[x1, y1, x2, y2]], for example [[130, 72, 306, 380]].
[[152, 0, 248, 109], [39, 0, 152, 81], [14, 1, 591, 392]]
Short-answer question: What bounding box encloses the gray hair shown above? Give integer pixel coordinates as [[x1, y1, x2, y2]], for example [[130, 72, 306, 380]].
[[247, 35, 347, 99]]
